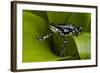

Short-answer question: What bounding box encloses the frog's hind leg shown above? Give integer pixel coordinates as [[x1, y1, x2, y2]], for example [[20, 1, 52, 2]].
[[60, 36, 67, 57]]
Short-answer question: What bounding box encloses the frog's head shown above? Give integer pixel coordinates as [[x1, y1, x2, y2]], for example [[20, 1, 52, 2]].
[[75, 26, 83, 36], [78, 26, 83, 32]]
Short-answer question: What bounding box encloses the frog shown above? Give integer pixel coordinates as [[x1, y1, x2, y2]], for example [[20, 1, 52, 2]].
[[37, 23, 83, 57]]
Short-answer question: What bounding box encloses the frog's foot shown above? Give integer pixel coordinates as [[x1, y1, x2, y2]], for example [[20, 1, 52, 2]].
[[60, 48, 65, 57], [36, 36, 44, 42]]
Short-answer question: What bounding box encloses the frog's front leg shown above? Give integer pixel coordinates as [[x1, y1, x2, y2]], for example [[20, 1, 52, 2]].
[[37, 32, 53, 42], [60, 36, 67, 57]]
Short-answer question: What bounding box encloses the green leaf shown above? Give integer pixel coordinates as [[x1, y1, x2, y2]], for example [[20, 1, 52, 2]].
[[47, 11, 72, 23], [23, 10, 59, 62], [29, 10, 49, 22], [74, 32, 91, 59], [67, 13, 91, 32], [64, 36, 80, 59]]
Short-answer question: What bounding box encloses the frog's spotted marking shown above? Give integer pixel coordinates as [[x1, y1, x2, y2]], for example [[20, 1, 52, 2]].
[[37, 23, 83, 57]]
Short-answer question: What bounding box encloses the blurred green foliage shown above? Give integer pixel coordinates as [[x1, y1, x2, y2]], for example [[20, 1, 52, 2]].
[[22, 10, 91, 62]]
